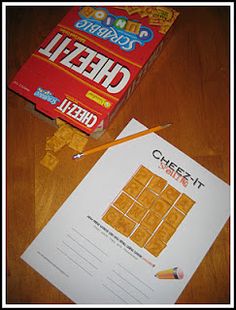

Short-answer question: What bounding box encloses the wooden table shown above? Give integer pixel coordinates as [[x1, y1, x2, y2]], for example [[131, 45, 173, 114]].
[[6, 5, 230, 304]]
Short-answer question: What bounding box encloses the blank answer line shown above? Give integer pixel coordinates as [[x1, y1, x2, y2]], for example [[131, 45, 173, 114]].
[[102, 284, 128, 304], [62, 241, 98, 270], [107, 276, 142, 304], [72, 227, 108, 256], [118, 264, 154, 292], [67, 234, 103, 263], [56, 247, 93, 277], [37, 251, 69, 278], [112, 270, 149, 299]]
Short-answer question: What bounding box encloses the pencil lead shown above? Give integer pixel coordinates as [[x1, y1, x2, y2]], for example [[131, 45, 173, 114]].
[[72, 153, 83, 160], [162, 123, 172, 128]]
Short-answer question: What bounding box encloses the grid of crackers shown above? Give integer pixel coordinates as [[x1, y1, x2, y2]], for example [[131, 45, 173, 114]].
[[115, 6, 179, 34], [40, 118, 88, 171], [102, 165, 195, 257]]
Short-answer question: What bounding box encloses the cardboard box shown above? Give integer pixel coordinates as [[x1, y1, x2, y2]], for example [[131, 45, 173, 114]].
[[9, 6, 179, 135]]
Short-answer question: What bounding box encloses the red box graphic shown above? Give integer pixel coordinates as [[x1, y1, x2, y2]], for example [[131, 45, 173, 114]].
[[9, 6, 179, 134]]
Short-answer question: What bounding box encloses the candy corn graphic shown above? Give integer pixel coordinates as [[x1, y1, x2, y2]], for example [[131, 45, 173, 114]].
[[155, 267, 184, 279]]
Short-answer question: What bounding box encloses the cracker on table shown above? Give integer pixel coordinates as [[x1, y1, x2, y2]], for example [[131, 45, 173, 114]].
[[55, 118, 67, 128], [40, 152, 59, 171], [161, 185, 181, 205], [127, 202, 148, 223], [133, 165, 153, 185], [123, 178, 144, 198], [165, 207, 185, 229], [137, 188, 157, 208], [45, 135, 67, 153], [130, 226, 151, 247], [175, 193, 195, 214], [113, 192, 134, 213], [68, 132, 88, 152], [54, 124, 74, 143]]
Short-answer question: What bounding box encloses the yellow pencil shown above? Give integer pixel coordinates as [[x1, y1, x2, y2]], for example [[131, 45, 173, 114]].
[[72, 123, 172, 159]]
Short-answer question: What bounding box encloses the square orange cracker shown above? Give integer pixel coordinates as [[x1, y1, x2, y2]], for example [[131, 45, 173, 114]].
[[125, 20, 141, 35], [148, 175, 167, 194], [130, 226, 151, 247], [113, 192, 134, 213], [125, 6, 141, 15], [151, 197, 171, 217], [68, 132, 88, 152], [115, 216, 136, 237], [45, 135, 67, 153], [144, 236, 166, 257], [133, 165, 153, 185], [40, 152, 59, 171], [154, 221, 176, 243], [165, 207, 185, 229], [127, 203, 147, 222], [137, 188, 157, 208], [175, 193, 195, 214], [102, 206, 123, 228], [161, 185, 180, 205], [140, 211, 162, 233], [55, 118, 67, 127], [123, 178, 144, 198], [54, 124, 74, 143], [79, 6, 95, 18]]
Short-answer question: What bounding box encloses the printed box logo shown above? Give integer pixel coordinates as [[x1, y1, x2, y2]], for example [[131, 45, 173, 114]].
[[34, 87, 60, 104], [75, 6, 154, 51]]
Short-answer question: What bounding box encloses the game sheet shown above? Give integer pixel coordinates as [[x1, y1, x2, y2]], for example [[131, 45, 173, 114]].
[[21, 119, 230, 304]]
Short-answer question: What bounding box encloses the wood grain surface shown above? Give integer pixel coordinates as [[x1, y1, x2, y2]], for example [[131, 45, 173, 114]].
[[6, 5, 231, 304]]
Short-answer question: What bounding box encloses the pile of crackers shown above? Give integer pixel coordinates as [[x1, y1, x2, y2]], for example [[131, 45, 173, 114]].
[[40, 119, 88, 171]]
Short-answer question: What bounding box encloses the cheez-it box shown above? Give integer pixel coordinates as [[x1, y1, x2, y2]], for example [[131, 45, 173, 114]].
[[9, 6, 179, 135]]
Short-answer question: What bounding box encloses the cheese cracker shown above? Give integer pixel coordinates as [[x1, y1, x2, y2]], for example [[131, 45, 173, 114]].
[[102, 206, 123, 228], [161, 185, 180, 205], [165, 207, 185, 229], [175, 193, 195, 214], [113, 192, 134, 213], [68, 132, 88, 152], [145, 235, 166, 257], [123, 178, 144, 198], [130, 226, 151, 247], [140, 211, 162, 233], [54, 124, 74, 143], [134, 165, 153, 185], [127, 202, 147, 222], [154, 221, 176, 243], [45, 135, 67, 153], [116, 216, 136, 237], [148, 175, 167, 194], [40, 152, 59, 171], [137, 188, 157, 208], [151, 197, 171, 217]]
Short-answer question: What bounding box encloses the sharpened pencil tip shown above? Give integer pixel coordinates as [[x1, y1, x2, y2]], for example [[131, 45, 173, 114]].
[[162, 123, 172, 129], [72, 153, 83, 160]]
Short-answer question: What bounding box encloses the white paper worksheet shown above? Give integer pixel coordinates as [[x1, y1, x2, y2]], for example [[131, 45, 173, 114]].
[[21, 119, 230, 304]]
